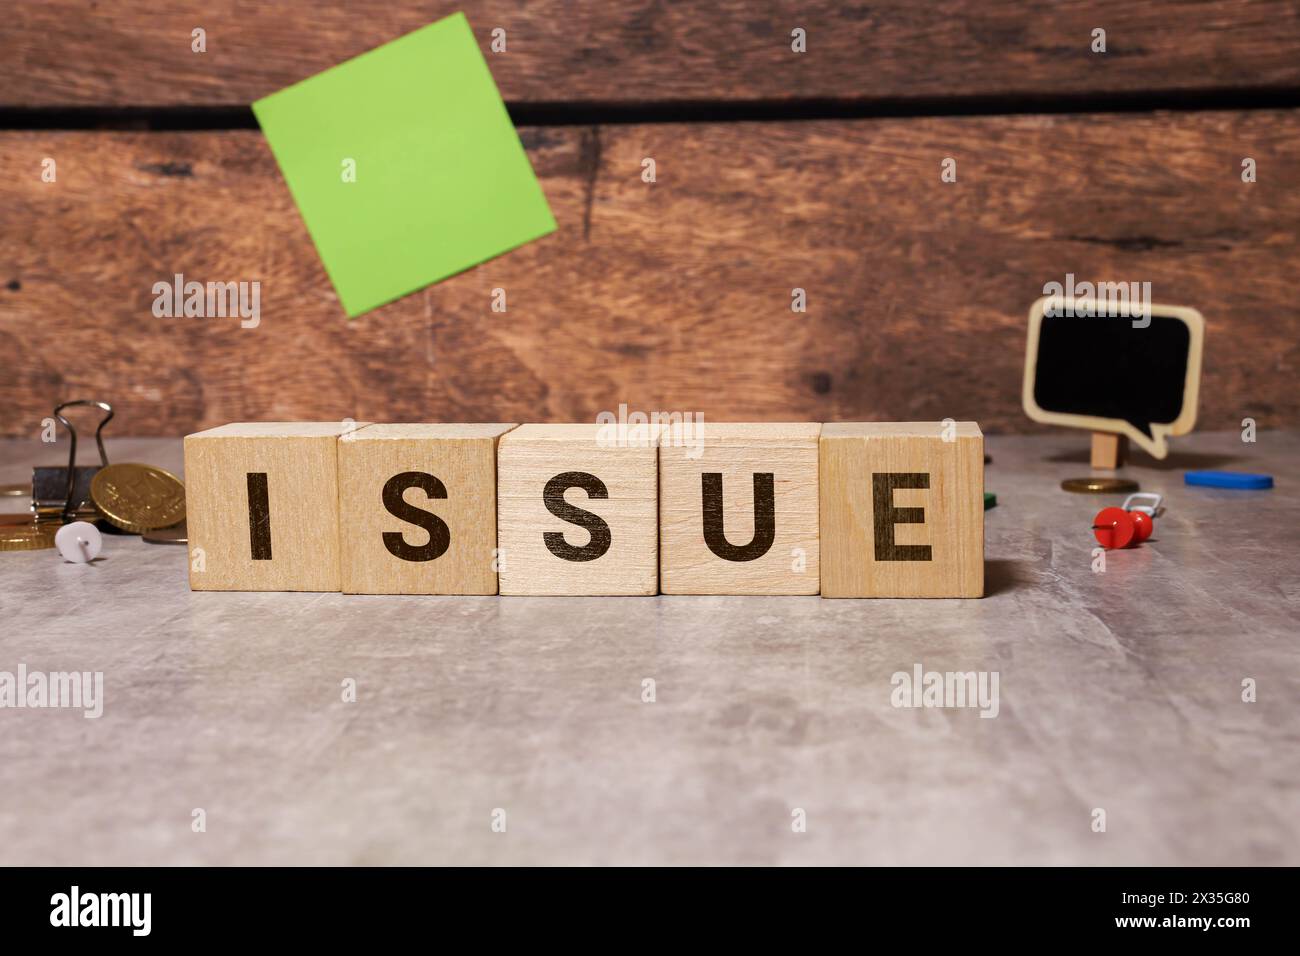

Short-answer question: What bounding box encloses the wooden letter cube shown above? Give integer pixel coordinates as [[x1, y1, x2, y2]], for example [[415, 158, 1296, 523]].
[[184, 422, 365, 591], [819, 422, 983, 598], [338, 423, 517, 594], [497, 423, 658, 595], [659, 422, 820, 594]]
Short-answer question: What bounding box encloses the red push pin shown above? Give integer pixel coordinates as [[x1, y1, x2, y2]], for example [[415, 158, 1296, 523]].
[[1093, 506, 1135, 549], [1122, 492, 1160, 544], [1128, 509, 1154, 543]]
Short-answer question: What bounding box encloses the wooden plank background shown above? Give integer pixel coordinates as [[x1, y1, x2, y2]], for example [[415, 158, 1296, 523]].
[[2, 2, 1298, 438], [2, 112, 1297, 437], [5, 1, 1300, 107]]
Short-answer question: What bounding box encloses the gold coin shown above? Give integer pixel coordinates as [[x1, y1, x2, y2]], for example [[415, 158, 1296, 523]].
[[143, 520, 188, 545], [0, 515, 57, 551], [0, 482, 29, 497], [1061, 477, 1140, 494], [90, 463, 186, 533]]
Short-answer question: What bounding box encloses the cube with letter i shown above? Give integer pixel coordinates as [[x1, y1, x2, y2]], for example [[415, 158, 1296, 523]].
[[496, 423, 659, 595], [184, 422, 367, 591], [819, 422, 983, 598], [337, 423, 517, 594]]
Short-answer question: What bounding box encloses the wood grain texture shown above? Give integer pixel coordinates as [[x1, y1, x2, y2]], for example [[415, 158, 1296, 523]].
[[659, 422, 819, 594], [338, 422, 516, 594], [820, 422, 983, 598], [2, 111, 1299, 438], [4, 1, 1300, 107], [497, 423, 658, 595], [1091, 432, 1127, 469], [184, 421, 359, 591]]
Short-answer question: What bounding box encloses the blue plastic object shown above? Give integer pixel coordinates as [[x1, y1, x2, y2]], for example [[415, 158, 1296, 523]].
[[1184, 470, 1273, 490]]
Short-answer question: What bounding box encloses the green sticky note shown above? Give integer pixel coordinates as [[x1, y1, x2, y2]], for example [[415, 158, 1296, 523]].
[[252, 13, 556, 318]]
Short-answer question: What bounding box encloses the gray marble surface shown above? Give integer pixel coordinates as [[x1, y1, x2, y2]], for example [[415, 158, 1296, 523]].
[[0, 430, 1295, 866]]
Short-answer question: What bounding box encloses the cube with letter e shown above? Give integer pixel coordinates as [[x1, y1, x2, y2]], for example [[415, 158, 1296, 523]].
[[819, 422, 983, 598]]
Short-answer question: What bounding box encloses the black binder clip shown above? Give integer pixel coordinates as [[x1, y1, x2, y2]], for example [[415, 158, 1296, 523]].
[[32, 400, 114, 523]]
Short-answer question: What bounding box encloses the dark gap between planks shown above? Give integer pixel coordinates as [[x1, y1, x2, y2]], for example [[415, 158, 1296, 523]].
[[2, 85, 1300, 130]]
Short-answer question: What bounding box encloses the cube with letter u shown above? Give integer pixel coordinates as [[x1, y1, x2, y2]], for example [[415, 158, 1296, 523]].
[[659, 422, 820, 594]]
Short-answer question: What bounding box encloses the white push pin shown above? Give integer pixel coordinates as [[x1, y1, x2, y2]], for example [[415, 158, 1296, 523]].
[[55, 520, 103, 563]]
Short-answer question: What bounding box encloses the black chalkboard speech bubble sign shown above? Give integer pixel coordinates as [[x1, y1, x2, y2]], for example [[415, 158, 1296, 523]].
[[1022, 297, 1205, 459]]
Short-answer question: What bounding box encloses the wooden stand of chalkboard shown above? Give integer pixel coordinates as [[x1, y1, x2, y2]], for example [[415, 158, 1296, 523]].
[[1090, 432, 1127, 469]]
